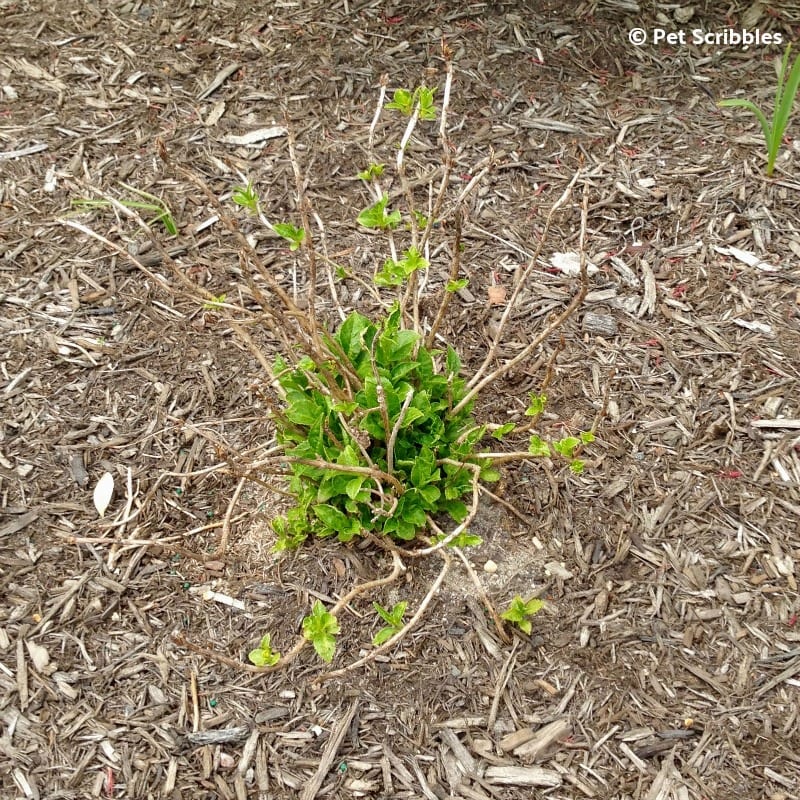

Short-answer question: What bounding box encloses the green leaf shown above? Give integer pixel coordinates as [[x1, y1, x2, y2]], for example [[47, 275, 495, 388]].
[[285, 394, 323, 426], [232, 181, 259, 214], [374, 257, 404, 287], [390, 330, 420, 361], [580, 431, 595, 444], [333, 400, 359, 415], [335, 311, 373, 359], [433, 530, 482, 548], [445, 346, 461, 377], [528, 435, 551, 457], [492, 422, 516, 440], [414, 86, 437, 120], [441, 498, 468, 523], [569, 459, 585, 474], [357, 194, 401, 230], [374, 600, 407, 627], [313, 504, 352, 533], [357, 163, 385, 180], [247, 633, 280, 667], [202, 292, 226, 310], [372, 626, 397, 646], [402, 246, 428, 273], [480, 465, 501, 483], [273, 222, 305, 251], [412, 210, 429, 228], [411, 446, 435, 487], [302, 600, 340, 663], [385, 88, 414, 115], [415, 348, 435, 381], [446, 278, 469, 292], [345, 477, 364, 500], [418, 484, 441, 506], [553, 436, 581, 458], [525, 393, 547, 417], [399, 407, 425, 428], [501, 596, 545, 635]]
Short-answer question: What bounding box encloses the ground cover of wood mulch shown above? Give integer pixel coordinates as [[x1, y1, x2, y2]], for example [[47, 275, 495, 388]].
[[2, 1, 800, 798]]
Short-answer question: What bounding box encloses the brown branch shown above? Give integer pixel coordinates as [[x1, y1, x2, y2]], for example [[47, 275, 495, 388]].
[[286, 119, 318, 340], [424, 207, 463, 349], [316, 548, 451, 682], [466, 172, 580, 394], [452, 180, 590, 416]]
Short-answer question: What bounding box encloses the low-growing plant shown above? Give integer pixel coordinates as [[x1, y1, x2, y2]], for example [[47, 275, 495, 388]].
[[372, 601, 407, 645], [501, 595, 545, 635], [248, 633, 280, 667], [302, 600, 340, 663], [62, 53, 594, 676], [719, 43, 800, 176], [269, 304, 500, 550]]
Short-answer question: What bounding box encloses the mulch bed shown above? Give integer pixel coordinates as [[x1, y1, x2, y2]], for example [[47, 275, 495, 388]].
[[2, 1, 800, 798]]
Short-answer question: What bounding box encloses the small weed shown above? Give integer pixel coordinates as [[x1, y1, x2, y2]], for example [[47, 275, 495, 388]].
[[445, 278, 469, 292], [384, 86, 436, 119], [247, 633, 280, 667], [232, 181, 260, 214], [374, 246, 427, 286], [357, 194, 402, 230], [372, 601, 407, 646], [272, 222, 305, 251], [302, 600, 340, 662], [202, 292, 226, 310], [357, 163, 385, 181], [719, 43, 800, 176], [501, 596, 545, 635]]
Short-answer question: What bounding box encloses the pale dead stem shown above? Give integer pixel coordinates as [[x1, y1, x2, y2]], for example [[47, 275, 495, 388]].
[[452, 178, 591, 416], [317, 548, 451, 682]]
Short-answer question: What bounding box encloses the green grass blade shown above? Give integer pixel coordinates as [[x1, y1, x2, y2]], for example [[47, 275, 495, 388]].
[[718, 98, 772, 141], [158, 212, 178, 235], [119, 182, 163, 205], [768, 51, 800, 174], [71, 198, 111, 210], [772, 45, 791, 120]]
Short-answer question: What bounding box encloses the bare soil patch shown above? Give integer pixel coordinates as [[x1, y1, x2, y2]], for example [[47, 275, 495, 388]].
[[2, 2, 800, 798]]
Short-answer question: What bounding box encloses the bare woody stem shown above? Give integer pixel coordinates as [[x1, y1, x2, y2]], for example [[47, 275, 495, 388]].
[[466, 171, 581, 393], [284, 457, 405, 494], [386, 388, 414, 475], [424, 208, 463, 349], [286, 120, 318, 341], [317, 548, 450, 683], [397, 105, 421, 327], [419, 46, 454, 255], [452, 180, 590, 417]]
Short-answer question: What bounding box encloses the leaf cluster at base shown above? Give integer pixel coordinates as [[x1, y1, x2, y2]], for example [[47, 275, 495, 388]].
[[271, 302, 498, 550]]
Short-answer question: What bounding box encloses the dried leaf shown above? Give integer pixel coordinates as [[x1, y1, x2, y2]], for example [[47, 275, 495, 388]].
[[93, 471, 115, 517], [487, 284, 507, 306]]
